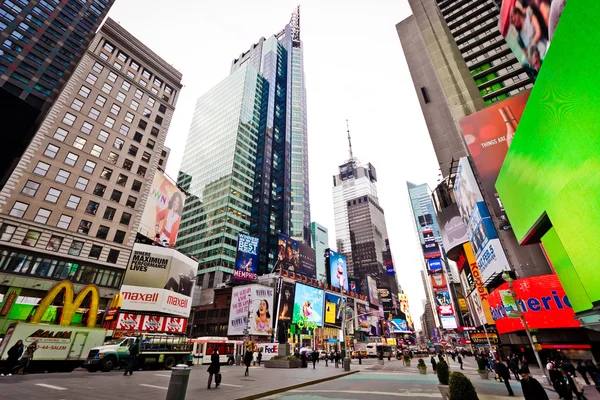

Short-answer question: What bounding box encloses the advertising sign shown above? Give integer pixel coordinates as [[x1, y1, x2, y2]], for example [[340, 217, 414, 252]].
[[366, 275, 379, 307], [349, 277, 360, 294], [138, 170, 186, 247], [464, 242, 495, 325], [357, 302, 369, 331], [437, 203, 470, 254], [328, 250, 349, 291], [234, 233, 259, 281], [391, 318, 409, 333], [427, 258, 443, 272], [227, 284, 274, 336], [116, 313, 143, 331], [0, 287, 21, 317], [292, 283, 324, 328], [469, 327, 499, 345], [459, 91, 530, 230], [113, 313, 187, 333], [458, 298, 468, 313], [277, 281, 295, 324], [488, 274, 580, 334], [297, 242, 317, 279], [275, 233, 299, 274], [454, 158, 510, 282], [385, 263, 395, 275], [120, 285, 191, 318], [440, 315, 458, 330], [430, 272, 448, 289], [422, 229, 442, 259], [324, 293, 343, 328], [345, 298, 355, 335]]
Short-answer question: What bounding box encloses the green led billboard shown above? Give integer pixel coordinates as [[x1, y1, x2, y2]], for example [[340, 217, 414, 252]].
[[496, 0, 600, 314]]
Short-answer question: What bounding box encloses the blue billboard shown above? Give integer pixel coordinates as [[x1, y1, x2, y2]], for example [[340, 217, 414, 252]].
[[391, 318, 410, 333], [427, 258, 442, 272], [234, 233, 259, 281], [328, 250, 349, 291], [292, 283, 324, 328]]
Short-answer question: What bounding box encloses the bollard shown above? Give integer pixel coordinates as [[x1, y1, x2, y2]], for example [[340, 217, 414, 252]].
[[166, 364, 191, 400], [235, 354, 241, 366], [343, 357, 351, 371]]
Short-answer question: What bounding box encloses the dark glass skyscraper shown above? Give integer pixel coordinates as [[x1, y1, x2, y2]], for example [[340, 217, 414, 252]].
[[177, 8, 310, 288]]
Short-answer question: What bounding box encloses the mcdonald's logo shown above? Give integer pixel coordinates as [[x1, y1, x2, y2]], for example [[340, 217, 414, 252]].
[[30, 280, 99, 328]]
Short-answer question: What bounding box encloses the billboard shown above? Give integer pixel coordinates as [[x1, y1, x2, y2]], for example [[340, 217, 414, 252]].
[[422, 229, 441, 259], [378, 288, 393, 311], [324, 292, 343, 328], [114, 313, 187, 333], [234, 233, 259, 281], [459, 91, 530, 230], [427, 258, 443, 272], [274, 234, 316, 279], [436, 203, 470, 255], [430, 272, 448, 289], [277, 281, 295, 324], [488, 274, 580, 334], [328, 250, 349, 291], [297, 242, 317, 279], [349, 277, 360, 294], [391, 318, 410, 333], [292, 283, 324, 328], [463, 242, 495, 326], [469, 327, 499, 345], [454, 158, 510, 282], [138, 170, 186, 247], [366, 275, 379, 307], [227, 285, 274, 336], [356, 302, 369, 331], [120, 285, 191, 317], [435, 290, 454, 315], [440, 315, 458, 330]]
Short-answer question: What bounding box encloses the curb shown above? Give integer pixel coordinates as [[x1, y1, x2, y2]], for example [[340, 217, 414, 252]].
[[233, 370, 360, 400]]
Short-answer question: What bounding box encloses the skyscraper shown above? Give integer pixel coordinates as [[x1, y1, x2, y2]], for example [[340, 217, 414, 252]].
[[177, 8, 310, 287], [0, 0, 115, 189]]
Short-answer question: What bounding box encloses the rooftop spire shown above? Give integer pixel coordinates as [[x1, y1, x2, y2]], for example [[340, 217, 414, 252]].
[[347, 119, 354, 160], [291, 5, 300, 41]]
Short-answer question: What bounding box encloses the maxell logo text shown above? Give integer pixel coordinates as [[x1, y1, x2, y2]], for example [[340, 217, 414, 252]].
[[166, 296, 188, 308], [123, 291, 159, 302]]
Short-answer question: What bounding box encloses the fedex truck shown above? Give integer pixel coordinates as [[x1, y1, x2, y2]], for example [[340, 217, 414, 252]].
[[0, 322, 108, 373], [256, 343, 285, 361]]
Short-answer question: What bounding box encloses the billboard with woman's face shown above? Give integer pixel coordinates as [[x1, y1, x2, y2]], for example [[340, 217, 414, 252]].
[[139, 170, 186, 247]]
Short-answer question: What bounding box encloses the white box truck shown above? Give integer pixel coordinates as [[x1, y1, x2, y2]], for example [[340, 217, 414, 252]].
[[0, 322, 108, 373]]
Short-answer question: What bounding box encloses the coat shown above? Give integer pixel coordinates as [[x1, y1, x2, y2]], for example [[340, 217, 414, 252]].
[[495, 362, 511, 380], [311, 352, 319, 362], [207, 352, 220, 374], [521, 377, 550, 400], [244, 351, 253, 367], [7, 344, 23, 361]]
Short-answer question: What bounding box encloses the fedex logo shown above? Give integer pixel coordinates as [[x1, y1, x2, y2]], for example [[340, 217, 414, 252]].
[[122, 291, 159, 302], [166, 296, 188, 308], [263, 344, 278, 353]]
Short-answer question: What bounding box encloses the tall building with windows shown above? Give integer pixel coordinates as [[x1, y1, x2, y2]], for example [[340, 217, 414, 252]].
[[0, 18, 182, 329], [0, 0, 115, 190], [310, 222, 328, 282], [177, 8, 310, 288]]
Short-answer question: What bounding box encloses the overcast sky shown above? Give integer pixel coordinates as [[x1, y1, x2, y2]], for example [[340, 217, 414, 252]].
[[109, 0, 441, 329]]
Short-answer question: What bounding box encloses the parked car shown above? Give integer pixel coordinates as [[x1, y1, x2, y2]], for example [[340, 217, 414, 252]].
[[351, 350, 368, 359]]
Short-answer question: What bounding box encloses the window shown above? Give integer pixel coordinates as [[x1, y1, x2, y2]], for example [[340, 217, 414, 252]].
[[85, 200, 99, 215], [99, 52, 108, 61], [34, 208, 51, 224], [130, 60, 140, 71], [104, 116, 115, 129], [142, 69, 151, 79], [73, 136, 87, 150], [121, 81, 131, 91], [78, 220, 92, 235], [71, 98, 84, 111], [107, 71, 117, 82], [133, 132, 143, 143], [92, 61, 103, 73], [56, 214, 72, 229], [22, 230, 41, 247], [113, 137, 124, 150], [138, 120, 147, 130], [110, 103, 120, 115], [46, 235, 63, 252], [68, 240, 84, 256], [136, 166, 147, 178], [113, 230, 126, 244], [91, 144, 103, 158], [131, 180, 142, 192], [66, 194, 81, 209], [117, 51, 127, 62], [34, 161, 51, 176], [62, 112, 77, 126], [78, 85, 91, 98], [93, 183, 106, 197], [153, 78, 162, 87], [122, 159, 133, 171], [134, 89, 143, 99], [147, 97, 155, 107], [129, 100, 139, 111], [55, 169, 71, 184], [0, 224, 17, 242], [9, 201, 29, 218], [165, 86, 172, 95], [95, 94, 106, 107], [54, 127, 68, 142], [107, 152, 119, 165], [124, 112, 134, 123], [88, 107, 100, 120], [80, 121, 94, 135], [96, 225, 109, 239], [83, 160, 96, 174], [128, 145, 138, 157], [120, 212, 131, 226], [85, 73, 97, 85], [146, 139, 155, 150], [143, 108, 151, 118], [44, 143, 59, 159], [110, 189, 122, 202], [141, 152, 151, 163], [119, 124, 129, 136], [126, 70, 135, 79], [107, 249, 120, 264], [75, 176, 89, 191], [100, 167, 113, 180], [126, 196, 137, 208], [64, 152, 79, 166], [22, 180, 40, 196], [103, 206, 116, 221], [155, 115, 163, 125], [103, 41, 114, 52], [101, 83, 112, 94], [159, 104, 167, 114], [116, 92, 126, 103], [139, 80, 147, 87], [44, 188, 61, 203], [89, 244, 102, 259], [113, 62, 121, 71], [98, 130, 109, 143]]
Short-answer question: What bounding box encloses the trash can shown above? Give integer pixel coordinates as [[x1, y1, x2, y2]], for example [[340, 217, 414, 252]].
[[166, 364, 191, 400], [343, 357, 351, 371]]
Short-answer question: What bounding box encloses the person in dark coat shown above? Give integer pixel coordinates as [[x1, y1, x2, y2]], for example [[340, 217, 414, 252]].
[[549, 364, 569, 398], [495, 360, 515, 396], [335, 351, 341, 368], [585, 360, 599, 385], [311, 349, 318, 369], [508, 357, 520, 381], [244, 347, 254, 376], [3, 340, 23, 376], [520, 368, 550, 400], [431, 356, 437, 373], [123, 339, 139, 376], [566, 371, 587, 400], [457, 355, 463, 370], [207, 346, 220, 389], [577, 361, 590, 385], [300, 351, 308, 368], [257, 351, 263, 366]]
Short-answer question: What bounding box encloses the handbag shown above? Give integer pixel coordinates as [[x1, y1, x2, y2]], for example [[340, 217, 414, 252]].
[[215, 373, 222, 384]]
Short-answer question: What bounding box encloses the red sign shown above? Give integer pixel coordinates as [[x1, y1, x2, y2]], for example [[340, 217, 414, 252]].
[[115, 313, 187, 333], [116, 313, 143, 330], [438, 304, 454, 315], [441, 340, 447, 345], [488, 274, 581, 334]]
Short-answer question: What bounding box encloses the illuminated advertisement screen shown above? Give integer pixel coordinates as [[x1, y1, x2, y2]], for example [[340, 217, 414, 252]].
[[391, 318, 410, 333], [292, 283, 324, 327], [275, 233, 299, 274], [328, 250, 349, 291], [428, 258, 442, 272], [422, 229, 441, 259], [367, 275, 379, 307], [441, 315, 458, 330], [324, 293, 343, 328], [357, 303, 369, 331], [234, 233, 259, 281]]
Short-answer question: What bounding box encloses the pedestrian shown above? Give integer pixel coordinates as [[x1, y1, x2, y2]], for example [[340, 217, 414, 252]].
[[207, 346, 221, 389], [257, 350, 262, 366], [563, 360, 577, 377], [549, 364, 570, 399], [520, 368, 550, 400], [124, 338, 139, 376], [576, 361, 590, 385], [311, 349, 318, 369], [458, 354, 463, 370], [2, 340, 23, 376], [325, 351, 328, 367], [495, 360, 515, 396], [431, 356, 437, 373], [335, 351, 341, 368], [244, 346, 254, 376], [567, 371, 587, 400], [509, 356, 521, 381], [521, 356, 530, 373], [329, 351, 334, 366], [301, 351, 308, 368], [358, 352, 362, 365], [585, 360, 599, 385], [17, 340, 37, 375], [451, 352, 456, 362]]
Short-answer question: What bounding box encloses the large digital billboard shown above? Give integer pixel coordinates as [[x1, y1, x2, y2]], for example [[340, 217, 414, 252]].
[[430, 272, 448, 289], [435, 290, 454, 316], [459, 91, 530, 230], [391, 318, 410, 333], [427, 258, 443, 272], [366, 275, 379, 307], [488, 274, 580, 334], [356, 302, 369, 332], [227, 284, 274, 336], [234, 233, 259, 281], [292, 283, 324, 328], [274, 234, 316, 278], [328, 250, 349, 291], [138, 170, 186, 247], [436, 203, 470, 256], [324, 292, 343, 328], [454, 158, 510, 282], [378, 287, 393, 311], [422, 229, 442, 259]]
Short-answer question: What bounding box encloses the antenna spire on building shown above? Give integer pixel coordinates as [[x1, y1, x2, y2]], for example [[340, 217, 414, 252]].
[[346, 119, 354, 161]]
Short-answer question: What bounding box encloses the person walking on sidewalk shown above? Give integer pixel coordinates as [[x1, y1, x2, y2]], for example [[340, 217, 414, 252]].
[[17, 340, 37, 375], [431, 356, 437, 373], [244, 346, 254, 376], [257, 350, 262, 367], [509, 356, 521, 381], [567, 371, 587, 400], [495, 360, 515, 396], [520, 368, 550, 400], [123, 338, 139, 376], [335, 351, 341, 368], [585, 360, 599, 385], [577, 361, 591, 385], [457, 354, 463, 370], [311, 349, 318, 369], [207, 346, 221, 389]]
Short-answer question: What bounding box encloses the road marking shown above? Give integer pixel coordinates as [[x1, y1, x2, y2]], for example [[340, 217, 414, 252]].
[[154, 373, 171, 377], [139, 384, 168, 390], [35, 383, 67, 391], [292, 390, 441, 397], [219, 383, 243, 387]]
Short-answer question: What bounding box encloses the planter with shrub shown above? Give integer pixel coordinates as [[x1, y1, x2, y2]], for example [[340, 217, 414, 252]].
[[449, 372, 479, 400], [436, 360, 450, 399], [264, 355, 301, 369], [403, 354, 411, 367], [417, 358, 427, 374], [476, 357, 489, 379]]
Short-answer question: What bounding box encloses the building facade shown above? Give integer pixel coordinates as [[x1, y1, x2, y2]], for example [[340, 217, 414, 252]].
[[0, 18, 182, 332], [310, 221, 328, 282], [0, 0, 115, 189]]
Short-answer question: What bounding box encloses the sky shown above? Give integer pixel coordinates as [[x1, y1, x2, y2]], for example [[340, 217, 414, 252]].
[[109, 0, 441, 330]]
